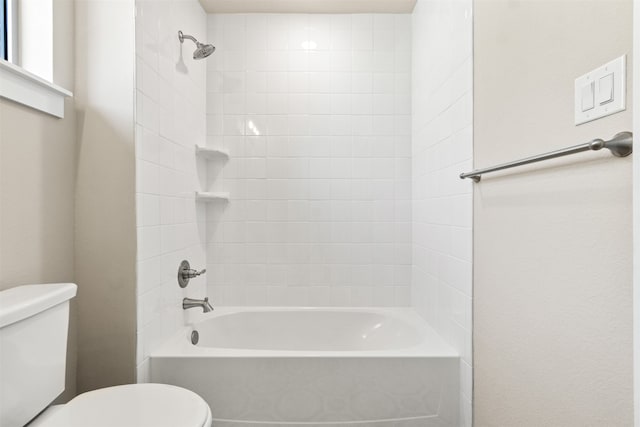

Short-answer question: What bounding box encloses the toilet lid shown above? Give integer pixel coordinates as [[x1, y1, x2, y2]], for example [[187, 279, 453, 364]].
[[40, 384, 211, 427]]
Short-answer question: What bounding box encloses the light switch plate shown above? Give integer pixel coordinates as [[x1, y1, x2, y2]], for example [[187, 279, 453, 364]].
[[574, 55, 626, 125]]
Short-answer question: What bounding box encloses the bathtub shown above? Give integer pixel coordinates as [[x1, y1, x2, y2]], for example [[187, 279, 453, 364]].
[[150, 308, 459, 427]]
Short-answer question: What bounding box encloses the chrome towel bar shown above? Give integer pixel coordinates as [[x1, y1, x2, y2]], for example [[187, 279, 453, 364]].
[[460, 131, 633, 182]]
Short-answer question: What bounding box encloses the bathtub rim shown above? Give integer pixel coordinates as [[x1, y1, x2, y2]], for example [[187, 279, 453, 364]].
[[151, 307, 459, 359]]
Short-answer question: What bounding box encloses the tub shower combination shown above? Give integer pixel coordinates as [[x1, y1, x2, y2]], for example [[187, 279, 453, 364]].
[[151, 308, 459, 426], [149, 22, 461, 427]]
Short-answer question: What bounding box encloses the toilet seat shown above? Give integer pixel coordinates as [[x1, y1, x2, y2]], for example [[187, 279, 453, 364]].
[[35, 383, 212, 427]]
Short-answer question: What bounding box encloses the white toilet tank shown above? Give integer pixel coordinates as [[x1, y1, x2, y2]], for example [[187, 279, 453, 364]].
[[0, 283, 77, 427]]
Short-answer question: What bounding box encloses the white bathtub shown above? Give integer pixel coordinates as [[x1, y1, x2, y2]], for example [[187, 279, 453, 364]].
[[150, 307, 459, 427]]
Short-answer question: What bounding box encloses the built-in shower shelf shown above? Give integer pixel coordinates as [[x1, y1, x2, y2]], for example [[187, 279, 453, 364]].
[[195, 191, 230, 202], [195, 145, 229, 160]]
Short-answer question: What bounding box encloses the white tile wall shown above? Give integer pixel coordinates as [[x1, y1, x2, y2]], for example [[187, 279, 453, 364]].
[[133, 5, 471, 419], [134, 0, 208, 381], [411, 0, 473, 425], [205, 13, 413, 307]]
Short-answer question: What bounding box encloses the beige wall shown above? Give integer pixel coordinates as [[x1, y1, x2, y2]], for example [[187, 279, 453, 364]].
[[1, 0, 138, 400], [0, 0, 77, 402], [634, 0, 640, 424], [474, 0, 633, 425], [75, 0, 137, 393]]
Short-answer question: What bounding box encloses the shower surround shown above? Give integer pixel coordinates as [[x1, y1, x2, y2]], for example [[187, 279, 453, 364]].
[[134, 0, 208, 381], [204, 13, 413, 307], [133, 2, 474, 426], [411, 0, 473, 422]]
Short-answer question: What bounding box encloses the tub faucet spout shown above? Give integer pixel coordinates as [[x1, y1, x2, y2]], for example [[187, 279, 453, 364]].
[[183, 297, 214, 313]]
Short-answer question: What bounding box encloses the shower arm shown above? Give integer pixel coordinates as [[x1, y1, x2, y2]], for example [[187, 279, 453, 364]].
[[178, 31, 199, 45]]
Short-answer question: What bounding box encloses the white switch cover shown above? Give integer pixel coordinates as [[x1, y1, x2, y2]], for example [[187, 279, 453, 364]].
[[574, 55, 626, 125]]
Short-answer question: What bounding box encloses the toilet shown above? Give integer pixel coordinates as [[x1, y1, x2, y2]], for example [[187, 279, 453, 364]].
[[0, 283, 212, 427]]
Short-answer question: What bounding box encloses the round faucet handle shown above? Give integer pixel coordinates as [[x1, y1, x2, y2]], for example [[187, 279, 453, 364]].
[[178, 261, 206, 288]]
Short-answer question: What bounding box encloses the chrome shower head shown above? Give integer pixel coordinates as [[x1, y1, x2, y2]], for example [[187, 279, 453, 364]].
[[194, 42, 215, 59], [178, 30, 215, 60]]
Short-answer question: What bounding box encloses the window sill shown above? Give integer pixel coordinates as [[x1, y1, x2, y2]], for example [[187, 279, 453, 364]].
[[0, 60, 72, 118]]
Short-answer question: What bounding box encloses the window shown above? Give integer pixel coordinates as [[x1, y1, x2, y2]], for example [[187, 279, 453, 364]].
[[1, 0, 6, 61], [0, 0, 72, 118], [1, 0, 16, 64]]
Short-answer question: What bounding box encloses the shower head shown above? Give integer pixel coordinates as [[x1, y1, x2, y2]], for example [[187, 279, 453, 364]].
[[178, 30, 215, 60], [194, 43, 215, 59]]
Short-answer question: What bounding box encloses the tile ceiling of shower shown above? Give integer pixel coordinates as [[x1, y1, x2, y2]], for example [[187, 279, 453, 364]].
[[198, 0, 416, 13]]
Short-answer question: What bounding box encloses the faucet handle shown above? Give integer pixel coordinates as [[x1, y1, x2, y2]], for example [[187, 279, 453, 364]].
[[183, 268, 206, 279], [178, 260, 206, 288]]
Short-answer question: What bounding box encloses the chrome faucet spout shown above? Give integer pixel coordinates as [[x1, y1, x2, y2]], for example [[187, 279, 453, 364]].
[[183, 297, 214, 313]]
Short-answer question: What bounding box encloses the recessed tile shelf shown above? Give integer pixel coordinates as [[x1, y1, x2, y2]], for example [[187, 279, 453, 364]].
[[195, 145, 230, 160], [195, 191, 230, 202]]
